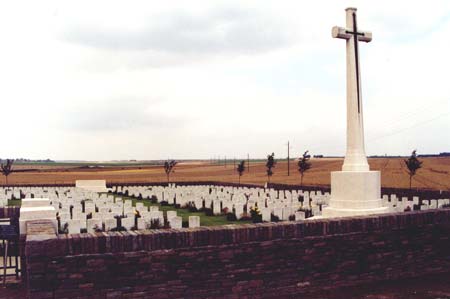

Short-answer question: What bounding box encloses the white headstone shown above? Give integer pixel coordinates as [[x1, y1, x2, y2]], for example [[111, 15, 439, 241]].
[[188, 216, 200, 228], [170, 216, 182, 229]]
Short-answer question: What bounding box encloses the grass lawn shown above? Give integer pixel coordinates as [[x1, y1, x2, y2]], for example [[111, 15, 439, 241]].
[[110, 194, 252, 226], [7, 199, 21, 207]]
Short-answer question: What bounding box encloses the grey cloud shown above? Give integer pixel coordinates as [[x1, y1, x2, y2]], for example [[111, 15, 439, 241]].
[[64, 97, 186, 131], [61, 7, 293, 56]]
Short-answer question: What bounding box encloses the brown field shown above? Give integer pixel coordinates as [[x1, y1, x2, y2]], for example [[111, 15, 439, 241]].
[[2, 157, 450, 191]]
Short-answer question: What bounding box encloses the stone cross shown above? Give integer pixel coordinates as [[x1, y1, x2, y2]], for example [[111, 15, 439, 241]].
[[332, 7, 372, 172]]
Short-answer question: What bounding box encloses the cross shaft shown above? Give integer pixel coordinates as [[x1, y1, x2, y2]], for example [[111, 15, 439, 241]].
[[332, 7, 371, 172]]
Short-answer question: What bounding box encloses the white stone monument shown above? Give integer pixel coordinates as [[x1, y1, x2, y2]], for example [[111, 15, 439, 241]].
[[321, 8, 389, 218], [75, 180, 108, 193], [19, 198, 57, 234]]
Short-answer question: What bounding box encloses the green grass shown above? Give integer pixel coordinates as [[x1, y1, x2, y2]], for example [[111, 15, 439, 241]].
[[110, 194, 252, 227], [7, 199, 21, 207]]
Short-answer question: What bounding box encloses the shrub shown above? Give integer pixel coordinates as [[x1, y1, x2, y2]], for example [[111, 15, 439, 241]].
[[442, 204, 450, 208], [271, 214, 280, 222], [59, 223, 69, 234], [150, 196, 158, 203], [110, 226, 126, 232], [186, 202, 198, 212], [200, 208, 214, 216], [226, 212, 237, 221], [222, 207, 229, 214], [240, 212, 252, 221], [298, 207, 312, 218], [92, 224, 103, 233], [288, 215, 295, 221], [148, 219, 163, 229], [249, 207, 262, 223], [160, 201, 169, 206], [182, 221, 189, 228]]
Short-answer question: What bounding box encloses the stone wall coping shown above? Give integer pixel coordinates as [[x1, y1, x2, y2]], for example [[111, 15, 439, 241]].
[[24, 209, 450, 258]]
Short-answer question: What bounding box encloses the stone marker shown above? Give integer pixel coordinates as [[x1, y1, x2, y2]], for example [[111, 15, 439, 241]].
[[20, 204, 57, 234], [137, 218, 146, 230], [167, 211, 177, 222], [213, 199, 222, 215], [321, 7, 388, 218], [189, 216, 200, 228], [234, 204, 244, 220], [295, 211, 305, 221], [104, 218, 117, 231], [261, 208, 271, 222], [75, 180, 108, 193], [67, 219, 81, 234], [121, 217, 134, 230], [170, 216, 182, 229], [87, 218, 102, 233]]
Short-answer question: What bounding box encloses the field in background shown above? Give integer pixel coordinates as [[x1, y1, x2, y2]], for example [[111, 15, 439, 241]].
[[1, 157, 450, 191]]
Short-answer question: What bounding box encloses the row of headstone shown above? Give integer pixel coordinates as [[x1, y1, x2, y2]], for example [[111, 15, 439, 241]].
[[114, 185, 331, 221], [6, 185, 450, 234], [382, 194, 450, 212], [0, 186, 200, 233], [115, 185, 450, 221]]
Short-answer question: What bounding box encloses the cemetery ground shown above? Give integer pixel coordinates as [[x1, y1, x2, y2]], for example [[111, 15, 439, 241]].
[[7, 193, 251, 227], [113, 194, 251, 226], [4, 156, 450, 191]]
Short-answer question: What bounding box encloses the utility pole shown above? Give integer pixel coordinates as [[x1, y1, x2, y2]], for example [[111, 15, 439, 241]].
[[287, 141, 292, 176], [225, 156, 227, 168]]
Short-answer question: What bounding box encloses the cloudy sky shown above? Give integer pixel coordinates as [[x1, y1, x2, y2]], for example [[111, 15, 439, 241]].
[[0, 1, 449, 160]]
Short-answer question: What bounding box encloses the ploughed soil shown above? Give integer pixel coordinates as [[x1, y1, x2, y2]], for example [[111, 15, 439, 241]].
[[2, 157, 450, 191]]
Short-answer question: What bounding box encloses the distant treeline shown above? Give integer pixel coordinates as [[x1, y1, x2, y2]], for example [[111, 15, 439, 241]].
[[0, 158, 54, 163], [417, 152, 450, 158], [365, 153, 449, 158], [314, 153, 450, 159]]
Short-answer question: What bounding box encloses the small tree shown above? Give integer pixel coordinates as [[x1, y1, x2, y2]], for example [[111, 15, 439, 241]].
[[1, 159, 14, 185], [404, 150, 422, 190], [298, 150, 312, 187], [164, 160, 177, 184], [266, 153, 276, 184], [236, 160, 246, 185]]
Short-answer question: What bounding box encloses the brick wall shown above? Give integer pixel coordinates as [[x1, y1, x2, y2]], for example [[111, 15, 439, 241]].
[[25, 209, 450, 298]]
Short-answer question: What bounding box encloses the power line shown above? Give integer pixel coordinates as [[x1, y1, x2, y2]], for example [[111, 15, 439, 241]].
[[368, 111, 450, 143]]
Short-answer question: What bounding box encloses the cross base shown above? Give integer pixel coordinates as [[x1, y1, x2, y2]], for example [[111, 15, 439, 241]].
[[321, 170, 389, 218]]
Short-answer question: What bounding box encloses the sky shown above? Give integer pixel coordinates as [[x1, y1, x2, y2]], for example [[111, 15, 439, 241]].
[[0, 1, 449, 161]]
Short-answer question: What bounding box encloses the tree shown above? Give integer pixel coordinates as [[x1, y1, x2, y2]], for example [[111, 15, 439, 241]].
[[236, 161, 246, 185], [1, 159, 14, 185], [298, 150, 312, 187], [266, 153, 276, 184], [404, 150, 422, 190], [164, 160, 177, 184]]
